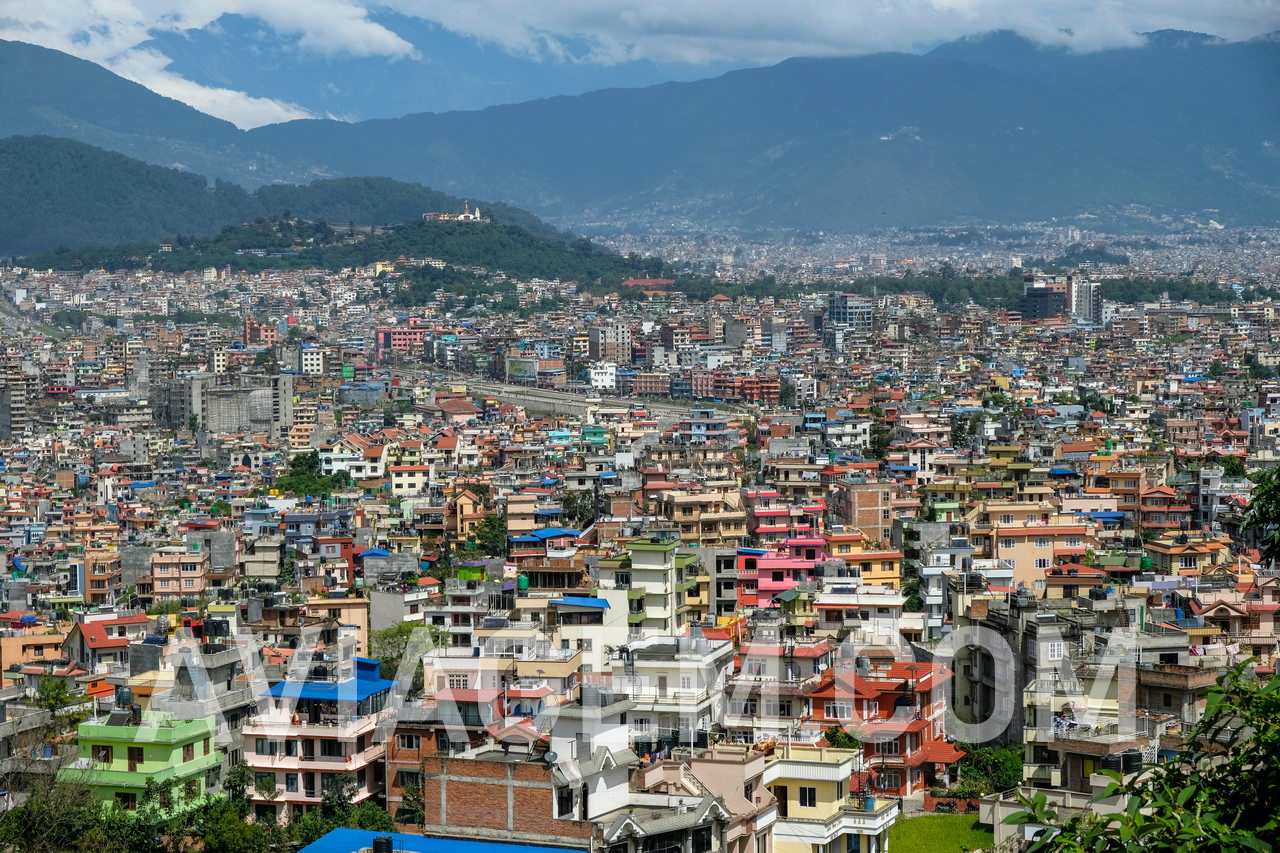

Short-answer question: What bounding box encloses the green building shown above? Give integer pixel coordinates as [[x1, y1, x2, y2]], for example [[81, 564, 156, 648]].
[[58, 711, 224, 811]]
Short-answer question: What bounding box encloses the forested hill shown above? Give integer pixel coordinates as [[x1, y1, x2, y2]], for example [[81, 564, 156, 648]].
[[1, 137, 564, 256], [22, 215, 664, 287]]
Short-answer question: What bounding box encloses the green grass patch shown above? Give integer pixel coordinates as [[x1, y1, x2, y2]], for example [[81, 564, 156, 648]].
[[888, 813, 994, 853]]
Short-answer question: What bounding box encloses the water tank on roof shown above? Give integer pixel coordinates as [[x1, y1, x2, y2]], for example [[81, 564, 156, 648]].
[[1122, 750, 1141, 772], [1101, 754, 1124, 772], [1140, 557, 1153, 571]]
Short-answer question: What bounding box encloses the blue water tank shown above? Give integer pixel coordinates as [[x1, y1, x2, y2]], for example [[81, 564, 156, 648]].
[[1175, 608, 1184, 620]]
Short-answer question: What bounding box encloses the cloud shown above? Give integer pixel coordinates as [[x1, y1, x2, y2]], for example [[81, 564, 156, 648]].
[[0, 0, 415, 127], [105, 47, 314, 128], [1, 0, 1277, 126], [385, 0, 1280, 64]]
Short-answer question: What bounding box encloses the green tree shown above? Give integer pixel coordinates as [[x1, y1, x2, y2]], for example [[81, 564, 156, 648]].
[[1013, 663, 1280, 852], [1244, 465, 1280, 567], [1208, 359, 1227, 377], [197, 799, 266, 853], [1220, 455, 1246, 478], [474, 513, 508, 557], [825, 726, 862, 750], [209, 499, 233, 518], [868, 422, 892, 461], [223, 759, 254, 816]]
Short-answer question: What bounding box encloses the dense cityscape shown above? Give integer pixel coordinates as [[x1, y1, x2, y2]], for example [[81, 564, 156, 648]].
[[0, 207, 1273, 853]]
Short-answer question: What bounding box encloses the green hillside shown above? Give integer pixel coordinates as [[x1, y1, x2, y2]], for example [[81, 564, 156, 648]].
[[1, 137, 567, 257], [23, 215, 660, 289]]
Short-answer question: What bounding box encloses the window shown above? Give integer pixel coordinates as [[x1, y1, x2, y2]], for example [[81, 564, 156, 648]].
[[285, 740, 298, 757], [825, 701, 852, 720], [115, 792, 137, 810], [93, 745, 113, 764], [203, 737, 211, 756], [1065, 537, 1082, 548], [396, 770, 422, 789], [1163, 692, 1173, 708], [183, 743, 195, 762], [1034, 558, 1051, 569], [998, 538, 1015, 550], [447, 673, 469, 689], [255, 739, 277, 756], [128, 746, 143, 772], [680, 675, 693, 690], [998, 514, 1014, 525], [1179, 556, 1197, 569], [397, 734, 421, 751], [880, 772, 901, 790], [1034, 537, 1050, 549], [798, 787, 817, 808], [744, 658, 765, 676], [875, 740, 901, 755], [556, 787, 575, 818], [285, 773, 299, 793], [1046, 641, 1065, 661], [185, 778, 200, 800]]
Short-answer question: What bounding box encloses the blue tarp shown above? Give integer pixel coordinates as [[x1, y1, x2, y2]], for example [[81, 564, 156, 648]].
[[1083, 511, 1126, 520], [527, 527, 579, 539], [301, 828, 572, 853], [535, 508, 563, 515], [265, 675, 394, 703], [1050, 467, 1080, 476], [550, 597, 610, 609], [356, 548, 391, 558]]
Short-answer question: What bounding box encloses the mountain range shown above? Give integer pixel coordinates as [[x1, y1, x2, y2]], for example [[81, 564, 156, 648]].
[[143, 12, 746, 122], [2, 31, 1278, 233]]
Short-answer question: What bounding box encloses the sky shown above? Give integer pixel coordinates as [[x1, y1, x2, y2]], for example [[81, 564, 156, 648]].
[[2, 0, 1278, 128]]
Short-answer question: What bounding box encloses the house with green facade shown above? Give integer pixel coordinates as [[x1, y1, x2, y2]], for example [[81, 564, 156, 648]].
[[58, 710, 224, 811]]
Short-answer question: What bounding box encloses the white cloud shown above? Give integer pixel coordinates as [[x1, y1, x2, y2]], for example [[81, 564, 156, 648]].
[[385, 0, 1280, 64], [104, 47, 314, 128], [0, 0, 415, 127], [1, 0, 1277, 125]]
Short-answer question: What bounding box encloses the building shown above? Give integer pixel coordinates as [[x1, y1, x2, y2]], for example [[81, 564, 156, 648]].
[[826, 294, 874, 335], [241, 652, 394, 822], [58, 707, 223, 812]]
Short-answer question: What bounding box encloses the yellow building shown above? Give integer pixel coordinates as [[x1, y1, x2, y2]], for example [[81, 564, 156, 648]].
[[764, 746, 899, 853]]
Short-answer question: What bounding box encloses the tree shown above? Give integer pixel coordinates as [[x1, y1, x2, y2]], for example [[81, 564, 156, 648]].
[[950, 414, 970, 449], [1013, 663, 1280, 852], [209, 500, 233, 518], [1209, 359, 1227, 377], [825, 726, 862, 750], [223, 760, 254, 816], [1220, 455, 1246, 478], [33, 675, 76, 738], [868, 422, 892, 461], [473, 513, 508, 557], [197, 799, 265, 853], [1243, 465, 1280, 568]]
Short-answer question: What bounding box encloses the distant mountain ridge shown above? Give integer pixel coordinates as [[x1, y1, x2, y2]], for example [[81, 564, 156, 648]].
[[2, 31, 1279, 232], [248, 30, 1280, 230], [0, 136, 561, 256]]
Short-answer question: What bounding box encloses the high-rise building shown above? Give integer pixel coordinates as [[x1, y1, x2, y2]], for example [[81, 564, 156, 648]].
[[826, 293, 874, 334]]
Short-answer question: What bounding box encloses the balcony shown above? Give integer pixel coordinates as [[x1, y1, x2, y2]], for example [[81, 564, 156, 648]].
[[1022, 763, 1062, 787]]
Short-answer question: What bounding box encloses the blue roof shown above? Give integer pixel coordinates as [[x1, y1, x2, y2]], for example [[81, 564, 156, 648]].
[[550, 596, 610, 609], [527, 527, 579, 539], [265, 673, 394, 703], [535, 508, 563, 516], [1050, 467, 1080, 476], [357, 548, 391, 558], [301, 828, 574, 853], [1084, 511, 1126, 520], [889, 465, 918, 472]]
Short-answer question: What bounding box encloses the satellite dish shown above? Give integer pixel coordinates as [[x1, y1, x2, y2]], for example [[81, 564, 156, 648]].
[[544, 751, 559, 764]]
